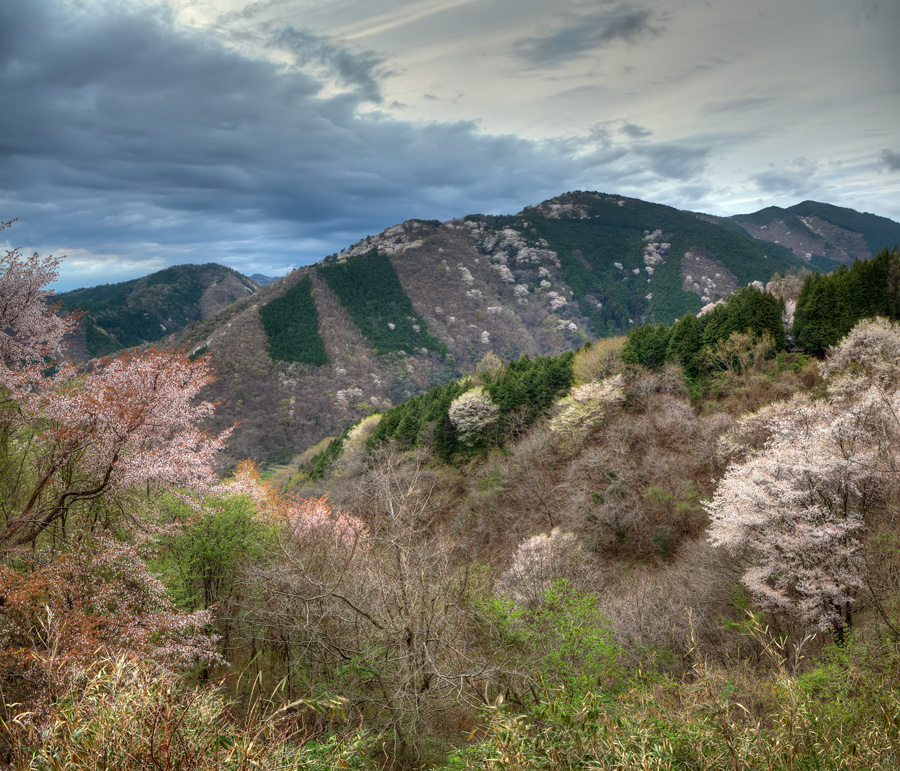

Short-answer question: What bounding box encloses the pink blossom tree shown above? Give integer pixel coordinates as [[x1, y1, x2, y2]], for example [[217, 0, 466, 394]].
[[0, 228, 230, 553], [0, 226, 229, 707]]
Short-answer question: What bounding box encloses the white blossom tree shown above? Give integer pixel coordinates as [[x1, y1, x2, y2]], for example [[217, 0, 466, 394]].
[[448, 386, 500, 445], [707, 318, 900, 641], [549, 375, 625, 447], [497, 528, 582, 608]]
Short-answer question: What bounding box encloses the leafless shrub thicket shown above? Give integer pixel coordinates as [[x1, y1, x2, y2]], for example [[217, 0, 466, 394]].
[[242, 451, 510, 758]]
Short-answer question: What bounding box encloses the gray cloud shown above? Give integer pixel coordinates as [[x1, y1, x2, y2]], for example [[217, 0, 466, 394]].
[[273, 26, 385, 103], [881, 149, 900, 173], [751, 159, 820, 196], [513, 4, 660, 67], [636, 144, 710, 180], [619, 121, 652, 139], [4, 0, 679, 289]]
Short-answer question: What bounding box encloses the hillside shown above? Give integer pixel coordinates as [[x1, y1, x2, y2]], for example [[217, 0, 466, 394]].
[[725, 200, 900, 267], [56, 263, 260, 361], [167, 191, 898, 462]]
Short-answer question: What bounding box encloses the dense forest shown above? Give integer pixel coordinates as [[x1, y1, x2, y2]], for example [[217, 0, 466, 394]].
[[793, 246, 900, 353], [4, 226, 900, 770], [318, 251, 446, 356], [258, 275, 328, 365]]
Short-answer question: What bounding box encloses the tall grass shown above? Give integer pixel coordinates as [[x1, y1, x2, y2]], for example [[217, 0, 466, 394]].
[[2, 656, 376, 770], [440, 618, 900, 770]]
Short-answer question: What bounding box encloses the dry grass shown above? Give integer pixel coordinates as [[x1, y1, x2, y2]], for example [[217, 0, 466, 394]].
[[444, 617, 900, 771], [2, 656, 372, 770]]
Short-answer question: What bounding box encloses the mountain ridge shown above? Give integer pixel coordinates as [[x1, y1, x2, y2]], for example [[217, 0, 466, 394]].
[[56, 263, 260, 361], [56, 192, 900, 461], [166, 192, 898, 461]]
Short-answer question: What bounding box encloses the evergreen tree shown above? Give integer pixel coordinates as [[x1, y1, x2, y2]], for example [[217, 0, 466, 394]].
[[666, 313, 703, 379], [621, 324, 672, 370], [700, 286, 785, 351], [793, 248, 900, 355]]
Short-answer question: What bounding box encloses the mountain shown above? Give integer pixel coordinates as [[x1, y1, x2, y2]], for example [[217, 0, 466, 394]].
[[724, 200, 900, 268], [248, 273, 280, 286], [164, 190, 900, 462], [56, 264, 259, 361]]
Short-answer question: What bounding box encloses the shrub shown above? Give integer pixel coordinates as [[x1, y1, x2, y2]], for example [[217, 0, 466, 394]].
[[549, 375, 625, 447], [572, 336, 626, 384], [4, 655, 373, 770]]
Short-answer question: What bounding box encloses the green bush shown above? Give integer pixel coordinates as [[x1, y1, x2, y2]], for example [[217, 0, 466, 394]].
[[622, 286, 785, 377], [794, 247, 900, 354], [364, 351, 574, 463]]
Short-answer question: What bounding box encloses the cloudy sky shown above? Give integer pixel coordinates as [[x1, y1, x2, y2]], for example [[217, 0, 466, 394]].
[[2, 0, 898, 291]]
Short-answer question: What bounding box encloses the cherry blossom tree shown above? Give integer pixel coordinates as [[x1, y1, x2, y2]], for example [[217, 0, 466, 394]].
[[707, 318, 900, 641], [0, 227, 229, 707], [448, 386, 500, 445], [0, 221, 76, 393], [0, 231, 230, 553], [497, 528, 583, 608], [549, 375, 625, 447]]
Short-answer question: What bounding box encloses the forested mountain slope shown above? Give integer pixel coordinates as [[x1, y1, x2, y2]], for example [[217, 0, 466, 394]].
[[8, 218, 900, 771], [725, 200, 900, 267], [168, 191, 898, 461], [56, 263, 260, 361]]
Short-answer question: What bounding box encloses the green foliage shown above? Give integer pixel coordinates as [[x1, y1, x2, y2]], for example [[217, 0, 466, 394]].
[[369, 378, 472, 460], [517, 581, 623, 704], [318, 251, 445, 356], [571, 335, 625, 384], [622, 286, 785, 377], [700, 286, 786, 350], [665, 313, 703, 378], [154, 495, 275, 613], [794, 247, 900, 354], [302, 428, 350, 481], [58, 264, 240, 359], [482, 351, 575, 428], [442, 618, 900, 771], [621, 323, 671, 370], [365, 351, 575, 463], [258, 275, 328, 365]]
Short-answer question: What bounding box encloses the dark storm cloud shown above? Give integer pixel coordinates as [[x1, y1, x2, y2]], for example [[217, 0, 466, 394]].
[[513, 4, 660, 67], [881, 149, 900, 173], [0, 0, 696, 289]]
